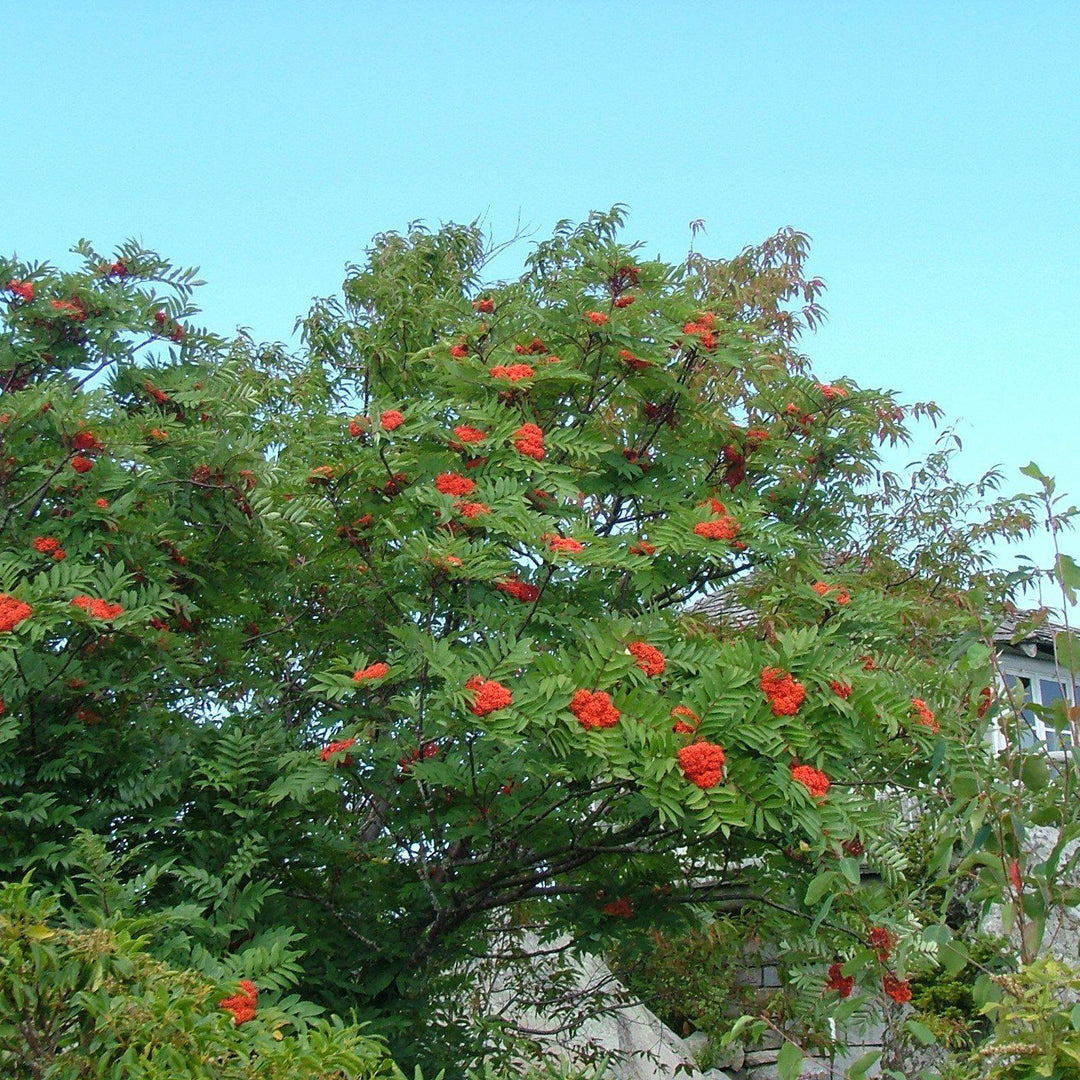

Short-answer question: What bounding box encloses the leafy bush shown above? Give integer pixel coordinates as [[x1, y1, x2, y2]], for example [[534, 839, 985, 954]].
[[969, 958, 1080, 1079], [907, 933, 1010, 1050], [0, 877, 402, 1080]]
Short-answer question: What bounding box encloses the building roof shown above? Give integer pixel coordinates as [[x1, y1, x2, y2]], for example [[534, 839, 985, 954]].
[[687, 551, 868, 628], [993, 611, 1069, 653], [686, 588, 755, 628], [689, 586, 1069, 658]]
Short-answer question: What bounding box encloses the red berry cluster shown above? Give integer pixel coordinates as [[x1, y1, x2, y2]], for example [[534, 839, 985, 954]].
[[489, 363, 534, 381], [496, 576, 540, 603], [911, 698, 939, 733], [760, 667, 806, 716], [220, 981, 258, 1025], [71, 595, 124, 620], [790, 763, 830, 799], [321, 738, 357, 764], [33, 536, 66, 561], [683, 312, 717, 349], [466, 676, 513, 717], [671, 705, 700, 734], [353, 662, 390, 683], [570, 689, 620, 730], [0, 594, 32, 633], [628, 641, 666, 677], [436, 472, 477, 497], [513, 423, 545, 461], [678, 741, 726, 789]]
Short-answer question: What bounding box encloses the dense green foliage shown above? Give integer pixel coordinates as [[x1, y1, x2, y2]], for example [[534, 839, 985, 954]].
[[0, 873, 400, 1079], [0, 210, 1069, 1076]]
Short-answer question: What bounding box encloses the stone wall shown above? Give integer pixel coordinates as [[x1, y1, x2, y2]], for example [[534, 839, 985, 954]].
[[464, 928, 895, 1079], [719, 952, 887, 1080], [982, 824, 1080, 960], [458, 928, 729, 1079]]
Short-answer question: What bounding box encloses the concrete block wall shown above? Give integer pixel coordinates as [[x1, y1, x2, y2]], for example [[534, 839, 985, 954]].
[[721, 951, 886, 1079]]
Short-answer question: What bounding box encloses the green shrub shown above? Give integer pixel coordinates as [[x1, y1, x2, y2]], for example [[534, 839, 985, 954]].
[[0, 878, 402, 1080]]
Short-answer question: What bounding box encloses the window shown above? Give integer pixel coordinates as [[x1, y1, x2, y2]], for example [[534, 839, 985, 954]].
[[998, 656, 1076, 755]]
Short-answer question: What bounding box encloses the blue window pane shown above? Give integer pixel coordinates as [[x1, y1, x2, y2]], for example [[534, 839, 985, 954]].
[[1009, 678, 1037, 746], [1001, 674, 1046, 749], [1019, 720, 1039, 749], [1040, 680, 1073, 751], [1041, 679, 1065, 706]]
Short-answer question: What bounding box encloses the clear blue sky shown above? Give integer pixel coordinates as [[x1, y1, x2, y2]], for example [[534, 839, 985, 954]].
[[4, 2, 1078, 582]]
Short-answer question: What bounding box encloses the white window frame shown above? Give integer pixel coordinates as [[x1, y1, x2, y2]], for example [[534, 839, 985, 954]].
[[993, 651, 1076, 758]]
